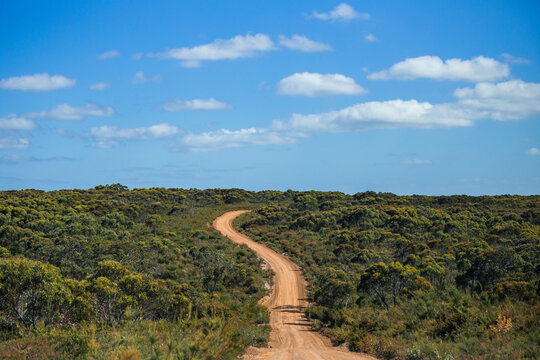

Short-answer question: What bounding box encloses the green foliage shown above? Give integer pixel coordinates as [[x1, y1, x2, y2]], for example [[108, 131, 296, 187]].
[[0, 187, 274, 359], [358, 261, 428, 309], [0, 257, 71, 329], [1, 187, 538, 359], [145, 214, 164, 235], [313, 267, 355, 308], [239, 192, 540, 359], [0, 246, 10, 258]]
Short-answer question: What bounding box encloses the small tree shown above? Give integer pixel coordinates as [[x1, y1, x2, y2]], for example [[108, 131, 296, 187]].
[[359, 261, 427, 309], [146, 214, 164, 235], [313, 267, 355, 308], [89, 276, 119, 324], [0, 257, 71, 328]]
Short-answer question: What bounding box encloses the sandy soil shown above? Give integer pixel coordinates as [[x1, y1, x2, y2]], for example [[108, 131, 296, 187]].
[[213, 210, 377, 360]]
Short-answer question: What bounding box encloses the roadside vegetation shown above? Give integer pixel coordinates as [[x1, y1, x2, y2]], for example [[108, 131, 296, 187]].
[[0, 185, 277, 359], [238, 191, 540, 359]]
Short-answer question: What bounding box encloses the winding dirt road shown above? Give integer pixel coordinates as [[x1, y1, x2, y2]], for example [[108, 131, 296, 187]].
[[213, 210, 376, 360]]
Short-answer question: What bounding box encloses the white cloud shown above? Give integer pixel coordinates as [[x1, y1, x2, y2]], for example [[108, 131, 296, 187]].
[[178, 128, 299, 152], [29, 103, 116, 120], [156, 33, 276, 67], [527, 147, 540, 156], [312, 3, 369, 21], [97, 50, 120, 59], [177, 99, 475, 152], [276, 79, 540, 134], [277, 72, 366, 96], [132, 52, 143, 60], [278, 35, 332, 52], [177, 79, 540, 152], [369, 55, 509, 82], [0, 135, 29, 149], [0, 73, 76, 91], [0, 114, 38, 151], [132, 71, 162, 84], [177, 100, 474, 152], [274, 100, 475, 133], [453, 80, 540, 120], [501, 53, 530, 64], [89, 82, 111, 91], [364, 34, 377, 42], [89, 123, 180, 148], [280, 80, 540, 133], [163, 98, 233, 111], [0, 114, 36, 130]]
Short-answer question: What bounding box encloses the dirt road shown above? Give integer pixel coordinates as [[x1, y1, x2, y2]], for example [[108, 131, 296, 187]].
[[213, 210, 376, 360]]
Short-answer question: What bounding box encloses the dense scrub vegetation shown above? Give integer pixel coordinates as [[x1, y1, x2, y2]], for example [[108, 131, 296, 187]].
[[2, 186, 539, 359], [0, 185, 287, 359], [239, 191, 540, 359]]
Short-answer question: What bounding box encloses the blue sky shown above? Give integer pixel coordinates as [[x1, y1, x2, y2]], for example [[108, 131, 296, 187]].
[[1, 0, 539, 194]]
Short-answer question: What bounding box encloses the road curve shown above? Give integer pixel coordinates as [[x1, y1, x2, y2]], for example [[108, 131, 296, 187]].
[[213, 210, 377, 360]]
